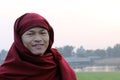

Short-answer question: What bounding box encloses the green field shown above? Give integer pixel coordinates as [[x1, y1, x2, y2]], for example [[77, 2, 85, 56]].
[[76, 72, 120, 80]]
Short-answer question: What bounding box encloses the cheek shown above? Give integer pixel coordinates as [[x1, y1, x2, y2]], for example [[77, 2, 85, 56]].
[[21, 36, 31, 48], [45, 37, 50, 44], [22, 40, 27, 47]]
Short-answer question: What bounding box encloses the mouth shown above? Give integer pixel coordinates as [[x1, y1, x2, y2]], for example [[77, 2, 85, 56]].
[[32, 44, 44, 49]]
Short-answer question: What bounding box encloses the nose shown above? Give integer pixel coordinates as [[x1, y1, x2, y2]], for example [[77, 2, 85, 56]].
[[34, 34, 42, 42]]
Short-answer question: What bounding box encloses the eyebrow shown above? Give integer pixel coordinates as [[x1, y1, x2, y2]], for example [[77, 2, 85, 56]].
[[28, 28, 47, 32]]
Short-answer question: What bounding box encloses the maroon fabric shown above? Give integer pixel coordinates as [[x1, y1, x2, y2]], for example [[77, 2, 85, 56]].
[[0, 13, 76, 80]]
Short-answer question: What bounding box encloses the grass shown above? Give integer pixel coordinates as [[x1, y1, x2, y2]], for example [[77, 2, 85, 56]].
[[76, 72, 120, 80]]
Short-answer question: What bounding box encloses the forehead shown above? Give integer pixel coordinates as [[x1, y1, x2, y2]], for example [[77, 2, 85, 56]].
[[27, 27, 47, 32]]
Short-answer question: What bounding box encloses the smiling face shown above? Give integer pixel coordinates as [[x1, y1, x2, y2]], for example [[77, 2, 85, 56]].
[[21, 27, 49, 56]]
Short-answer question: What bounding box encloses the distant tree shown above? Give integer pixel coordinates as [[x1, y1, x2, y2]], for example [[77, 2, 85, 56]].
[[112, 44, 120, 57], [0, 49, 7, 64], [76, 46, 86, 57], [93, 49, 106, 58], [57, 45, 74, 57], [106, 46, 113, 58], [85, 49, 94, 57]]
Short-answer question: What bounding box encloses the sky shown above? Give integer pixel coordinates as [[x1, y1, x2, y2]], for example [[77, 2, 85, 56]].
[[0, 0, 120, 50]]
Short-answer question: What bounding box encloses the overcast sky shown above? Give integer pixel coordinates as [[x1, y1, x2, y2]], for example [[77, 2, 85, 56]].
[[0, 0, 120, 50]]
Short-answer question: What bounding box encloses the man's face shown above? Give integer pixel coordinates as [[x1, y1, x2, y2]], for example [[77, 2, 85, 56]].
[[21, 27, 49, 56]]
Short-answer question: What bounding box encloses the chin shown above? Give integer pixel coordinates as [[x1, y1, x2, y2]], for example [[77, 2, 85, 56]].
[[32, 52, 44, 56]]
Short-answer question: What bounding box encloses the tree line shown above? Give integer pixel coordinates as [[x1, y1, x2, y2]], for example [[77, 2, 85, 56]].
[[56, 43, 120, 58], [0, 43, 120, 61]]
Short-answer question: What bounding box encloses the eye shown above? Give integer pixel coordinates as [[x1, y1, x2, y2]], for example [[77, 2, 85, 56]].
[[41, 31, 46, 34], [26, 32, 34, 35], [40, 30, 48, 35]]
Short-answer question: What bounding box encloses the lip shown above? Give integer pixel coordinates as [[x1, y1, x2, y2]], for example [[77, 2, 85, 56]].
[[32, 44, 44, 49]]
